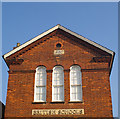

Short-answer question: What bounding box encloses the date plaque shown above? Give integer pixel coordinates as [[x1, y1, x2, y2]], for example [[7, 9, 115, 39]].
[[54, 50, 64, 55]]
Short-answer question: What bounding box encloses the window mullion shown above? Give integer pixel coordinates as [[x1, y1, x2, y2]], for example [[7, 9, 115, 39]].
[[70, 65, 82, 101], [52, 66, 64, 102], [34, 66, 46, 102]]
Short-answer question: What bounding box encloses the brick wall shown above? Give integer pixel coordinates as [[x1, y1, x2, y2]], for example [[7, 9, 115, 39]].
[[4, 30, 113, 118]]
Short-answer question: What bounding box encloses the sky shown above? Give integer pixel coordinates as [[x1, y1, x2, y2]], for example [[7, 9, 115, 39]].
[[1, 2, 118, 117]]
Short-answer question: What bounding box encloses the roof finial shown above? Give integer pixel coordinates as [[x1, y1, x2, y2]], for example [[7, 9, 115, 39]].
[[57, 24, 61, 27]]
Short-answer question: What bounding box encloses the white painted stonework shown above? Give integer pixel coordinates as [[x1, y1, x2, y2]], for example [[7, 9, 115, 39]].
[[54, 50, 64, 55], [32, 109, 84, 115]]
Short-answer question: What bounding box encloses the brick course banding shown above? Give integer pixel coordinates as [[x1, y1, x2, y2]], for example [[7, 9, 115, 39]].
[[3, 26, 114, 118]]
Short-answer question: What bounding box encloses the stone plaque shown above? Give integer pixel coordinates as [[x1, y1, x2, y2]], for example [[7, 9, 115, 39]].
[[54, 50, 64, 55], [32, 109, 84, 115]]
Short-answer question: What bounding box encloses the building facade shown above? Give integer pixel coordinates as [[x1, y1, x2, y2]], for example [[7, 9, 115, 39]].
[[3, 25, 114, 118], [0, 101, 5, 119]]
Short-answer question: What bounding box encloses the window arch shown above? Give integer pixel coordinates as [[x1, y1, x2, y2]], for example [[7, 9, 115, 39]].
[[34, 66, 46, 102], [52, 66, 64, 102], [70, 65, 82, 101]]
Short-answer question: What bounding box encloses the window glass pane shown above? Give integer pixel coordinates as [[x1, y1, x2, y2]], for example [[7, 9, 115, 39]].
[[58, 86, 60, 93], [39, 73, 42, 77], [37, 67, 46, 72], [53, 73, 63, 85], [36, 80, 40, 86], [36, 93, 40, 100], [54, 87, 57, 94], [36, 73, 46, 85], [54, 80, 57, 85], [39, 94, 45, 101], [37, 73, 40, 80], [76, 85, 80, 93], [76, 92, 80, 100], [76, 93, 81, 100], [74, 79, 77, 85], [35, 66, 46, 102], [71, 86, 75, 94], [74, 72, 77, 77], [36, 80, 45, 86], [58, 94, 63, 100], [57, 80, 62, 85], [70, 65, 82, 101], [52, 66, 64, 101], [36, 86, 41, 92], [53, 86, 64, 101], [78, 85, 82, 100], [79, 73, 82, 84], [53, 86, 63, 101], [76, 86, 80, 100], [55, 94, 58, 100], [42, 94, 46, 101], [53, 86, 63, 94], [57, 73, 61, 79], [54, 73, 57, 79], [36, 86, 46, 101], [43, 87, 46, 94], [71, 93, 76, 100]]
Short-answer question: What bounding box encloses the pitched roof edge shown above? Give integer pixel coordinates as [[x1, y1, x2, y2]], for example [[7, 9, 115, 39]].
[[58, 25, 114, 56], [58, 25, 115, 75], [3, 24, 114, 59], [109, 51, 115, 75], [3, 24, 60, 59]]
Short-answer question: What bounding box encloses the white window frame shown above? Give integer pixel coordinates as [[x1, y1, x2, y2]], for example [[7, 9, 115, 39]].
[[52, 66, 64, 102], [34, 66, 46, 102], [70, 65, 82, 102]]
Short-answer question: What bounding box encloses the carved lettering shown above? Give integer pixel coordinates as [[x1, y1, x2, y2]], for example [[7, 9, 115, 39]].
[[54, 50, 64, 55], [32, 109, 84, 115]]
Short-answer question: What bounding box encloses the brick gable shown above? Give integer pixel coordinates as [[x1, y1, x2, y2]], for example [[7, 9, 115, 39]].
[[3, 25, 114, 118]]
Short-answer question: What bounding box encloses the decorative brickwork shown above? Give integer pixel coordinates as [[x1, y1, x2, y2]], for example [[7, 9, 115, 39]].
[[3, 26, 114, 118]]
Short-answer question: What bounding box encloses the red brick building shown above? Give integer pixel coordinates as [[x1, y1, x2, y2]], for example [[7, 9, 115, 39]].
[[3, 24, 115, 118]]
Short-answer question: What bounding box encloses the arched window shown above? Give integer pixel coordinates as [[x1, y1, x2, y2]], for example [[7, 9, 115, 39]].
[[70, 65, 82, 101], [34, 66, 46, 102], [52, 66, 64, 102]]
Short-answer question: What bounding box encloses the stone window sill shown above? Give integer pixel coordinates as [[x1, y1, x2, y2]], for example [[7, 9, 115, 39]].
[[50, 101, 65, 104], [68, 100, 83, 103], [32, 101, 46, 104]]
